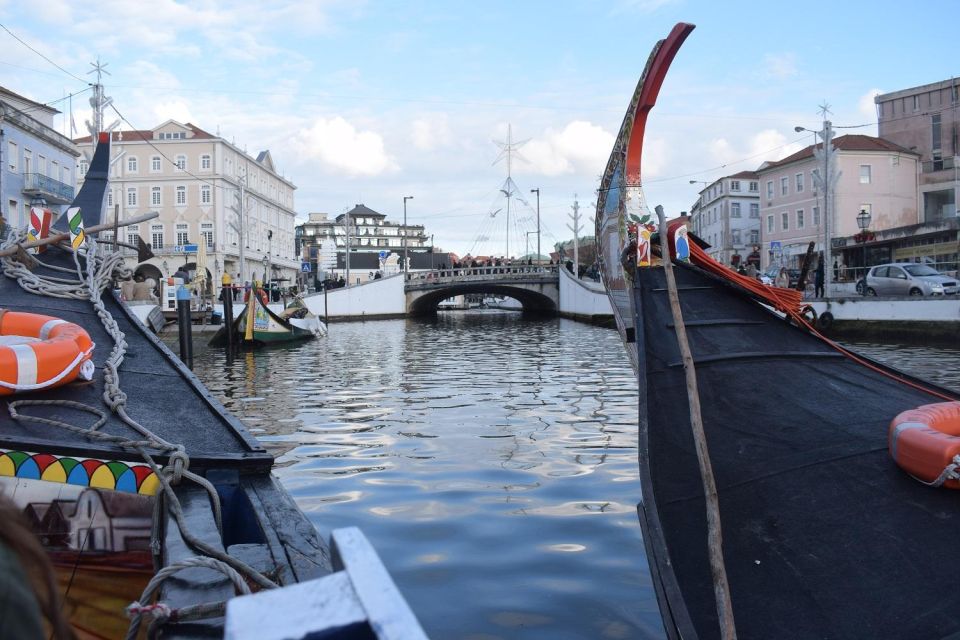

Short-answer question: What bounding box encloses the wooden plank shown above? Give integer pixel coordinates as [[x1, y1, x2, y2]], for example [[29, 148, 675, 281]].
[[331, 527, 428, 640]]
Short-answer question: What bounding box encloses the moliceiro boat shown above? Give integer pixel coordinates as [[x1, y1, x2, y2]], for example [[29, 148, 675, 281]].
[[597, 23, 960, 640], [0, 134, 424, 639], [210, 288, 325, 348]]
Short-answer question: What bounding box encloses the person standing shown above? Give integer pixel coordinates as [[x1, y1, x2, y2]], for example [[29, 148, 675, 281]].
[[815, 255, 825, 298], [775, 267, 790, 288]]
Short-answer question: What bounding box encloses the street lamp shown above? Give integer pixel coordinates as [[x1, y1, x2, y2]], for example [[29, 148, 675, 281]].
[[530, 188, 541, 264], [403, 196, 414, 275], [856, 208, 872, 284], [796, 121, 836, 298]]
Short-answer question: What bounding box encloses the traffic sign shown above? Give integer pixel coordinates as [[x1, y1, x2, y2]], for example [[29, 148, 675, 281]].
[[173, 244, 198, 253], [378, 250, 388, 260], [301, 262, 312, 273], [769, 241, 782, 251]]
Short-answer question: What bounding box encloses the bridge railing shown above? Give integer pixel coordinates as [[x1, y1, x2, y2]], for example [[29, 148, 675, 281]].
[[405, 264, 559, 285]]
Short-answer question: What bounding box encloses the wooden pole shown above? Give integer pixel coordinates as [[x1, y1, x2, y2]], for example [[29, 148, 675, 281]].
[[655, 205, 737, 640], [0, 211, 160, 257]]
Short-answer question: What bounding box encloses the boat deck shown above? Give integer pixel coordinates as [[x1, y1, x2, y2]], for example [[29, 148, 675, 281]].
[[634, 263, 960, 640], [0, 250, 272, 471]]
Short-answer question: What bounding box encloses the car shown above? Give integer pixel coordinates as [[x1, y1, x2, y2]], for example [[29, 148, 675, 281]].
[[863, 262, 959, 296]]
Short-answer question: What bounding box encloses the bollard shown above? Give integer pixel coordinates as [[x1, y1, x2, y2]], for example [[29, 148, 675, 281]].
[[221, 273, 235, 351], [177, 285, 194, 369]]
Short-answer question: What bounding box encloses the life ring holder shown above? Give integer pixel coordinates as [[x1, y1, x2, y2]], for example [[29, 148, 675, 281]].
[[889, 402, 960, 489], [0, 309, 96, 395]]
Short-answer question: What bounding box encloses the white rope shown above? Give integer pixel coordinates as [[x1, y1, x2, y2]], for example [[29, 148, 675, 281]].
[[920, 454, 960, 488], [0, 230, 279, 635]]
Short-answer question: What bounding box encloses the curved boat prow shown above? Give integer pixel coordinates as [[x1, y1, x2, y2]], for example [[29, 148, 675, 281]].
[[595, 22, 695, 373]]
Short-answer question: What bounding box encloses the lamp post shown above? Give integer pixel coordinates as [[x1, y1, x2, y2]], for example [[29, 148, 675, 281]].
[[856, 208, 872, 286], [530, 188, 540, 264], [403, 196, 414, 275], [795, 121, 836, 298]]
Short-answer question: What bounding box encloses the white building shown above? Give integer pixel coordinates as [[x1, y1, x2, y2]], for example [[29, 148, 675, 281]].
[[75, 120, 298, 286], [689, 171, 761, 267]]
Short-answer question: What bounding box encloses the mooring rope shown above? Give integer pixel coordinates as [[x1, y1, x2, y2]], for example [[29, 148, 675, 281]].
[[0, 230, 279, 634]]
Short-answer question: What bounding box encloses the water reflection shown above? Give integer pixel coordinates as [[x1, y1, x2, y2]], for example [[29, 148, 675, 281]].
[[189, 312, 653, 639]]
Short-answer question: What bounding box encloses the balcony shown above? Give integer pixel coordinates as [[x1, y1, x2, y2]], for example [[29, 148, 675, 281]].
[[22, 173, 75, 205], [922, 156, 956, 174]]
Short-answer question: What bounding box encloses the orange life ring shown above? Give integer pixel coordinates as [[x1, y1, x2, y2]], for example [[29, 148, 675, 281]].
[[889, 402, 960, 488], [0, 310, 95, 396]]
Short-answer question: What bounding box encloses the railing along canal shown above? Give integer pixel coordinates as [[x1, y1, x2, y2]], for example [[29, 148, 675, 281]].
[[405, 264, 559, 286]]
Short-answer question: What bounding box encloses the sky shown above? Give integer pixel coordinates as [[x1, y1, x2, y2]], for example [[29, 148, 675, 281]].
[[1, 0, 957, 258]]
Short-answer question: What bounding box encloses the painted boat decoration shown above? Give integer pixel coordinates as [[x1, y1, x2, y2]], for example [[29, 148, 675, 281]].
[[597, 22, 960, 640], [0, 134, 423, 639], [210, 291, 325, 347]]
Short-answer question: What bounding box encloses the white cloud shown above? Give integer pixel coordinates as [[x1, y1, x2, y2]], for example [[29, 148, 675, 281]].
[[522, 121, 615, 177], [762, 53, 798, 79], [152, 100, 194, 125], [708, 129, 804, 168], [292, 116, 396, 176], [411, 114, 452, 151]]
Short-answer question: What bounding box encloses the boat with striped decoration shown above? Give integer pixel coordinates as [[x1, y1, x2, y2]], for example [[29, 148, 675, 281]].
[[598, 23, 960, 640], [0, 133, 425, 639]]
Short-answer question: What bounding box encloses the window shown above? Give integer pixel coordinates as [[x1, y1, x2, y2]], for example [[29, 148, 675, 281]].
[[731, 202, 741, 218], [730, 180, 741, 192], [126, 187, 137, 207], [932, 114, 942, 152], [151, 156, 161, 172], [201, 154, 211, 170], [749, 203, 759, 218], [780, 176, 789, 196], [79, 160, 88, 176], [158, 131, 185, 140], [176, 223, 189, 246], [176, 186, 187, 206], [813, 206, 820, 227], [106, 190, 113, 208], [859, 165, 872, 184], [767, 215, 774, 233], [913, 95, 920, 111], [796, 209, 804, 229], [766, 181, 773, 199], [796, 173, 804, 193], [731, 229, 741, 244], [151, 186, 161, 206], [749, 181, 758, 192], [750, 230, 759, 244], [7, 141, 16, 171], [953, 84, 959, 103], [781, 211, 789, 231], [127, 156, 138, 173], [126, 224, 139, 246], [201, 185, 211, 205], [151, 224, 164, 249], [201, 223, 214, 247], [175, 155, 186, 171]]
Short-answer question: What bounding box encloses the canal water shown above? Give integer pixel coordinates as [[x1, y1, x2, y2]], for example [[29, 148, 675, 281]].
[[185, 312, 960, 640]]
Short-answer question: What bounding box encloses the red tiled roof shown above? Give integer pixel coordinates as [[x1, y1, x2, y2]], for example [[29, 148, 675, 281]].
[[727, 170, 759, 180], [759, 135, 917, 172], [73, 122, 216, 144]]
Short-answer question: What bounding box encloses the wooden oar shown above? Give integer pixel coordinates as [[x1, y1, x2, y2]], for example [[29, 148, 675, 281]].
[[0, 211, 160, 257]]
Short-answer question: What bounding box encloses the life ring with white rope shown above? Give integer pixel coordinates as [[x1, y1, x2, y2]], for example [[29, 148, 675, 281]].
[[0, 309, 95, 396], [889, 402, 960, 488]]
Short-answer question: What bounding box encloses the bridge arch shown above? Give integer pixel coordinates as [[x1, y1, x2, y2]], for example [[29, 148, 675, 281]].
[[407, 283, 557, 316]]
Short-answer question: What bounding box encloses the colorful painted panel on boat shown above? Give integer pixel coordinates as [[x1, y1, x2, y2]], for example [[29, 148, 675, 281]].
[[0, 449, 159, 495]]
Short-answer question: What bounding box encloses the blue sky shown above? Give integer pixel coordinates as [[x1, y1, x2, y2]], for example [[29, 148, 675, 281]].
[[1, 0, 957, 257]]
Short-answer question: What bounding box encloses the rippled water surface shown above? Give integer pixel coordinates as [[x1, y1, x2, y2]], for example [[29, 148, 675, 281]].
[[190, 312, 662, 639], [840, 340, 960, 393]]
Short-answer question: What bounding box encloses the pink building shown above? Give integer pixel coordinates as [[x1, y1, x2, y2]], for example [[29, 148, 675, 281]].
[[756, 135, 919, 275]]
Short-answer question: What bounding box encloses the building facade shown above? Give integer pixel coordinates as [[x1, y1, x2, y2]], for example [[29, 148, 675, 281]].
[[75, 120, 298, 286], [689, 171, 761, 267], [756, 135, 919, 275], [876, 79, 959, 222], [0, 86, 79, 232], [296, 204, 428, 282]]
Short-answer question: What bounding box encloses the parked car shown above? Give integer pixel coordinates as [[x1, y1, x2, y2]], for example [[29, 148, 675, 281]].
[[863, 263, 959, 296]]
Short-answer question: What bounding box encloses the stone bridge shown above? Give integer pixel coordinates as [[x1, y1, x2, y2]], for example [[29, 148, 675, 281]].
[[404, 265, 560, 315]]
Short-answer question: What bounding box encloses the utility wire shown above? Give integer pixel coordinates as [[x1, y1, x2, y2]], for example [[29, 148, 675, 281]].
[[0, 22, 88, 85]]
